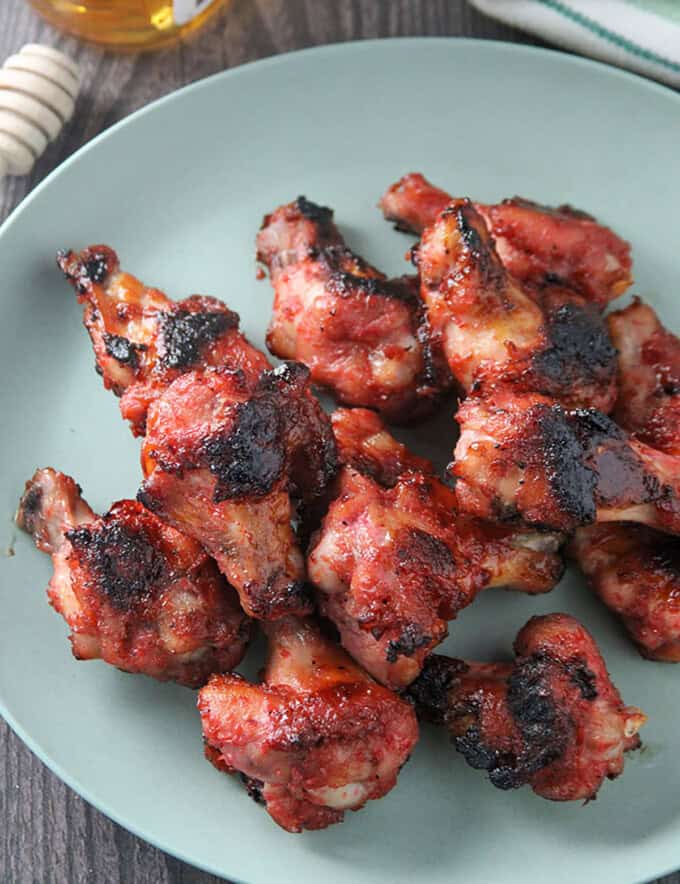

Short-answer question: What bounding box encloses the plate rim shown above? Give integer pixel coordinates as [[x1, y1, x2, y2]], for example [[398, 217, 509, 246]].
[[2, 35, 680, 883], [2, 34, 680, 244]]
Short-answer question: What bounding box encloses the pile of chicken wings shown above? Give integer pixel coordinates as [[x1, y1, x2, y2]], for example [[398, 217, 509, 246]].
[[17, 170, 680, 832]]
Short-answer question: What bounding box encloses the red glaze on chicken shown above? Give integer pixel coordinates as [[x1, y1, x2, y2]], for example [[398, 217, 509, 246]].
[[308, 466, 563, 689], [608, 298, 680, 455], [379, 173, 452, 237], [414, 198, 617, 412], [406, 613, 645, 801], [380, 173, 632, 307], [453, 388, 680, 535], [57, 245, 270, 436], [198, 616, 418, 832], [297, 406, 436, 538], [16, 468, 252, 687], [256, 197, 451, 422], [139, 362, 337, 619], [331, 406, 434, 486], [570, 523, 680, 662]]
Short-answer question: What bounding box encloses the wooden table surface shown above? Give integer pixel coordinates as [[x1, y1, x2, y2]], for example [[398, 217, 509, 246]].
[[0, 2, 676, 882]]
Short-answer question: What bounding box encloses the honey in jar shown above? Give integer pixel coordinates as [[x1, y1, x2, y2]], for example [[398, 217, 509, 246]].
[[27, 0, 226, 50]]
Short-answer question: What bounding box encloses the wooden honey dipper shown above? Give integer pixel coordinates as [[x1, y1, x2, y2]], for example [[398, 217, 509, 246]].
[[0, 44, 80, 181]]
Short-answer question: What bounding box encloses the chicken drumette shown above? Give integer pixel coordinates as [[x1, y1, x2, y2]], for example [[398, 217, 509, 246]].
[[411, 197, 617, 411], [608, 298, 680, 455], [453, 388, 680, 535], [406, 613, 645, 800], [309, 411, 563, 689], [198, 616, 418, 832], [379, 172, 632, 307], [256, 197, 450, 422], [139, 362, 337, 619], [570, 523, 680, 662], [58, 245, 270, 436], [17, 468, 252, 687]]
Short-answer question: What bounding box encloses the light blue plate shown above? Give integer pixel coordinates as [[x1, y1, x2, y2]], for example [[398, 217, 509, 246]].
[[1, 38, 679, 884]]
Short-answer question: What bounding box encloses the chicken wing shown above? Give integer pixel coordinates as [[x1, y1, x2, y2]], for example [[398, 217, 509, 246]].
[[413, 198, 617, 411], [406, 613, 645, 800], [570, 523, 680, 661], [453, 388, 680, 534], [380, 173, 452, 237], [139, 362, 337, 619], [380, 172, 632, 307], [308, 465, 563, 689], [331, 406, 434, 486], [608, 298, 680, 455], [17, 468, 252, 687], [198, 616, 418, 831], [256, 197, 451, 422], [57, 245, 270, 435]]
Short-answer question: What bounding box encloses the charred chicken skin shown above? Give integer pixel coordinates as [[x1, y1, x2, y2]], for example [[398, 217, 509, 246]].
[[57, 245, 270, 436], [453, 388, 680, 535], [570, 523, 680, 662], [256, 197, 451, 422], [198, 616, 418, 831], [406, 613, 645, 800], [379, 172, 632, 307], [139, 362, 337, 620], [412, 197, 617, 412], [608, 298, 680, 455], [17, 468, 252, 687], [308, 463, 563, 690]]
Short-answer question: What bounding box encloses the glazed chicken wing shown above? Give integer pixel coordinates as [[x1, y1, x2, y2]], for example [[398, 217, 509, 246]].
[[57, 245, 270, 435], [256, 197, 450, 422], [406, 613, 645, 800], [380, 173, 452, 238], [17, 468, 251, 687], [413, 198, 617, 411], [331, 406, 434, 486], [453, 388, 680, 535], [608, 298, 680, 455], [308, 465, 563, 689], [570, 523, 680, 661], [198, 616, 418, 832], [380, 173, 632, 307], [139, 362, 337, 619], [296, 406, 438, 540]]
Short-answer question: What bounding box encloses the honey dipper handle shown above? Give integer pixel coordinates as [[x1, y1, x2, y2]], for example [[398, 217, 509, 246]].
[[0, 44, 80, 180]]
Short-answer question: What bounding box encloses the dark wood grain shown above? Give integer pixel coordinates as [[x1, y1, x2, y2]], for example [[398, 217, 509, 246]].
[[0, 2, 675, 882]]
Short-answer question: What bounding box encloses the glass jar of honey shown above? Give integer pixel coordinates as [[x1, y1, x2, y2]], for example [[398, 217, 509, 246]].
[[27, 0, 226, 50]]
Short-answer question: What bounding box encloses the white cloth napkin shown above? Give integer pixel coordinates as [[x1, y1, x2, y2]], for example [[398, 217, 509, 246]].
[[468, 0, 680, 87]]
